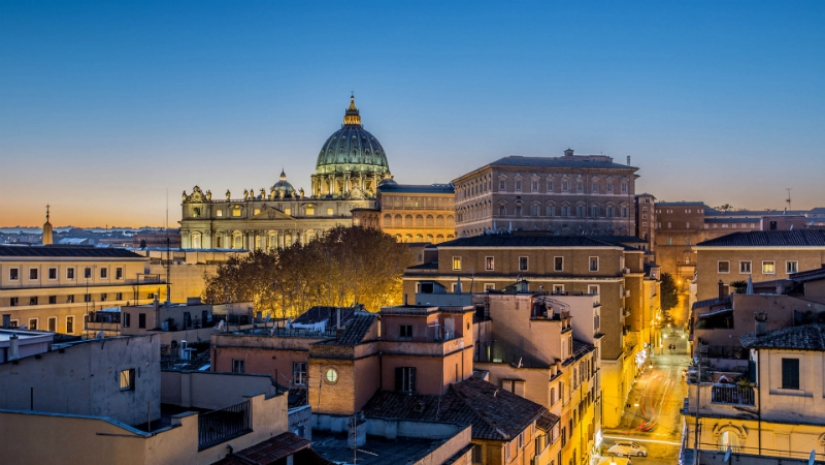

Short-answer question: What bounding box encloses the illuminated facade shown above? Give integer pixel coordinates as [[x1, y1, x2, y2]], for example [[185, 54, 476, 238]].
[[180, 96, 390, 249], [376, 183, 456, 243]]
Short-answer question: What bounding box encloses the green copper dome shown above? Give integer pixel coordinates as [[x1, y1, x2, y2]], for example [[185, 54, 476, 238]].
[[315, 96, 390, 175]]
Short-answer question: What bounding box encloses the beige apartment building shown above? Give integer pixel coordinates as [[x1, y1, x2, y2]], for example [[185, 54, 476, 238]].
[[404, 233, 662, 428], [693, 230, 825, 301], [0, 246, 165, 335], [453, 149, 639, 238], [374, 182, 456, 243]]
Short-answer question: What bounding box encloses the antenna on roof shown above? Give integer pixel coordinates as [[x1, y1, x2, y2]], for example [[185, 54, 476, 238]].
[[786, 188, 792, 212]]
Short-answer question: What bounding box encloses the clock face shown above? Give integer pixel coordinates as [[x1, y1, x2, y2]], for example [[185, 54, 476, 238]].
[[325, 368, 338, 383]]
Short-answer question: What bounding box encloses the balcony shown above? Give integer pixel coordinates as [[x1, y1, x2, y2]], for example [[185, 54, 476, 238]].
[[198, 400, 251, 450], [711, 384, 755, 406]]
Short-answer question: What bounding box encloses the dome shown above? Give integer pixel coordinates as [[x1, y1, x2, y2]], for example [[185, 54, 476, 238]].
[[271, 169, 295, 198], [315, 96, 390, 176], [378, 178, 398, 188]]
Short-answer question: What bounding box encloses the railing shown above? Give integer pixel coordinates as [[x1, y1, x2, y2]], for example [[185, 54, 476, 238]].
[[711, 384, 755, 406], [198, 400, 251, 450]]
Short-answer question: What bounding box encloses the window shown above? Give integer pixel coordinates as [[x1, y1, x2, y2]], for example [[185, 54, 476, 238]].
[[116, 268, 123, 280], [621, 182, 628, 193], [232, 206, 242, 217], [100, 268, 108, 279], [232, 359, 245, 374], [562, 181, 569, 192], [67, 295, 74, 303], [216, 209, 223, 217], [452, 256, 462, 271], [519, 256, 528, 272], [499, 180, 506, 190], [740, 261, 752, 274], [305, 206, 315, 216], [327, 207, 334, 215], [588, 285, 599, 295], [66, 316, 74, 333], [48, 317, 57, 332], [606, 183, 613, 193], [484, 283, 495, 291], [762, 261, 776, 274], [621, 207, 628, 218], [589, 257, 599, 272], [9, 268, 19, 281], [592, 206, 599, 217], [547, 181, 554, 191], [485, 256, 494, 271], [120, 369, 136, 391], [531, 180, 538, 192], [123, 313, 131, 328], [49, 295, 56, 304], [786, 261, 798, 274], [472, 444, 482, 464], [576, 181, 583, 192], [84, 267, 92, 279], [554, 256, 564, 271], [48, 268, 57, 280], [138, 313, 146, 328], [100, 293, 108, 302], [395, 367, 417, 393], [531, 205, 539, 216], [9, 297, 18, 307], [552, 284, 564, 294], [116, 292, 123, 301], [591, 182, 599, 193], [577, 206, 585, 217], [499, 204, 506, 216], [561, 206, 569, 217], [518, 431, 524, 448], [29, 268, 38, 280], [718, 261, 730, 273], [400, 325, 413, 339], [546, 206, 554, 217], [325, 368, 338, 383], [515, 205, 522, 216], [29, 297, 38, 306], [84, 294, 91, 303], [781, 358, 799, 389], [515, 180, 522, 191], [293, 362, 307, 385], [667, 237, 673, 245], [28, 318, 38, 330]]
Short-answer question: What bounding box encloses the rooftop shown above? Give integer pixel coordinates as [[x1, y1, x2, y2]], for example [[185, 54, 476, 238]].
[[0, 245, 145, 258], [311, 430, 454, 465], [740, 324, 825, 351], [314, 311, 377, 346], [696, 230, 825, 247], [488, 155, 637, 170], [212, 432, 314, 465], [379, 183, 454, 194], [437, 234, 625, 249], [692, 295, 732, 311], [363, 377, 546, 441]]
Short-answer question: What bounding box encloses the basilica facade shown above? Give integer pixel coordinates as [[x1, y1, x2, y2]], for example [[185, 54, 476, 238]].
[[179, 97, 391, 250]]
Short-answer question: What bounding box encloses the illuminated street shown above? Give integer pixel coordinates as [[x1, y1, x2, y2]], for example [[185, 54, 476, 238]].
[[600, 293, 691, 465]]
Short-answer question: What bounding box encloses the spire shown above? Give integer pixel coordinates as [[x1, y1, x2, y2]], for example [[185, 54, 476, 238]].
[[42, 204, 53, 245], [280, 168, 287, 181], [344, 94, 361, 126]]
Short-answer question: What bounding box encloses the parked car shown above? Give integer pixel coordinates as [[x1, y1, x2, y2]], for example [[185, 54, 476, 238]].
[[607, 441, 647, 457], [597, 457, 631, 465]]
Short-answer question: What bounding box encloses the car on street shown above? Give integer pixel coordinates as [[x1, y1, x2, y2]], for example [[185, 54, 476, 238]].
[[606, 441, 647, 457], [597, 457, 631, 465]]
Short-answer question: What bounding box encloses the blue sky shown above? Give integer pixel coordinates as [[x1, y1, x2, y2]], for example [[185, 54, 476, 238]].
[[1, 1, 823, 226]]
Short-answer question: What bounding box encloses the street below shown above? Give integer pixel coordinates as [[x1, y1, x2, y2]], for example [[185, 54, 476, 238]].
[[600, 292, 691, 465]]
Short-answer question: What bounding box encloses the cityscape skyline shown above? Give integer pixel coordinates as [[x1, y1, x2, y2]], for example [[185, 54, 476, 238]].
[[2, 1, 824, 227]]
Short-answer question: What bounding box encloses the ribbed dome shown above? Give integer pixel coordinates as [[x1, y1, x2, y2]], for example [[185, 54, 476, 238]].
[[315, 96, 390, 175], [271, 169, 296, 198]]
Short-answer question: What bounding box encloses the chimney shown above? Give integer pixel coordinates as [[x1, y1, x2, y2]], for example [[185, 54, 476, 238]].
[[9, 334, 19, 361], [718, 280, 725, 299], [755, 312, 768, 336]]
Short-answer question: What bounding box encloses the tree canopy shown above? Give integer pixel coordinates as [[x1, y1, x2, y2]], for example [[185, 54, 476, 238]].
[[203, 226, 412, 318], [660, 272, 679, 311]]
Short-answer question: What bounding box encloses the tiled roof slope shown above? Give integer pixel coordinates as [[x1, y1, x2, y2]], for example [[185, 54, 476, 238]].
[[490, 155, 636, 170], [316, 311, 377, 346], [294, 306, 356, 325], [740, 324, 825, 351], [212, 432, 316, 465], [536, 411, 561, 432], [696, 230, 825, 247], [363, 377, 546, 441], [437, 235, 623, 249], [0, 246, 144, 258]]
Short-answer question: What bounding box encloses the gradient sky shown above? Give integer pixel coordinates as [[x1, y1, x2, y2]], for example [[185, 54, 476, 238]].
[[1, 1, 824, 228]]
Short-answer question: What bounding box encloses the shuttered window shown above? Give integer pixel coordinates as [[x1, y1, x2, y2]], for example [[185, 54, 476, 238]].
[[781, 358, 799, 390], [395, 367, 416, 393]]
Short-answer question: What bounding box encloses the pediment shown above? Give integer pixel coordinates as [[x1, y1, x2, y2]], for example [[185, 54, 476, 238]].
[[250, 206, 294, 220]]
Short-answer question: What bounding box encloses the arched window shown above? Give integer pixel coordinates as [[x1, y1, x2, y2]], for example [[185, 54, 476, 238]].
[[426, 234, 433, 242], [405, 215, 413, 227], [446, 215, 455, 224], [426, 215, 434, 227], [415, 215, 424, 227], [436, 215, 445, 227], [232, 232, 243, 249], [383, 214, 392, 227], [404, 234, 412, 242], [192, 232, 202, 249], [415, 234, 423, 241], [395, 234, 402, 242], [394, 215, 403, 227]]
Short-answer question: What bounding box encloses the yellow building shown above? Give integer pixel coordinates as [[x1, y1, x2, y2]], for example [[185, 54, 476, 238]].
[[0, 245, 164, 334], [684, 323, 825, 463], [376, 182, 456, 243]]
